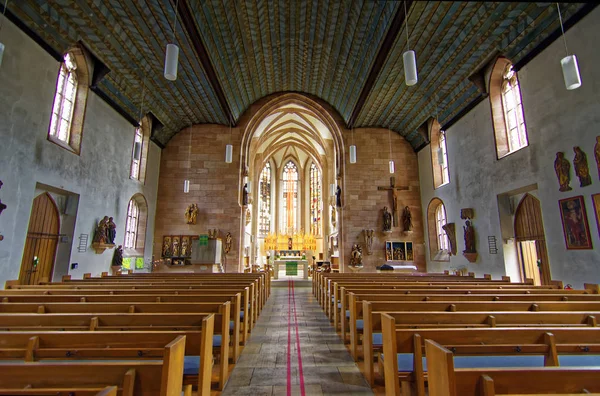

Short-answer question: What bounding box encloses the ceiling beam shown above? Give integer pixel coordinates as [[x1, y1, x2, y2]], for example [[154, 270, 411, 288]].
[[173, 0, 234, 125], [348, 0, 413, 129]]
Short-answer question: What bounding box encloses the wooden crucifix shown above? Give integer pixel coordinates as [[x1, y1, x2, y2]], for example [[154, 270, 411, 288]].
[[377, 176, 409, 227]]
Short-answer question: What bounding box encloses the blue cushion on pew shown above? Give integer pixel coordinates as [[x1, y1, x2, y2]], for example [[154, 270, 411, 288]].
[[338, 303, 342, 309], [380, 353, 426, 371], [230, 320, 234, 331], [453, 355, 544, 368], [559, 355, 600, 366], [372, 332, 383, 346], [346, 310, 350, 319], [213, 335, 221, 347], [240, 311, 245, 319], [183, 356, 200, 375], [356, 320, 364, 330]]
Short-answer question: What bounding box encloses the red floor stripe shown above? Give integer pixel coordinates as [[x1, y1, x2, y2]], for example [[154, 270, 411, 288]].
[[291, 280, 306, 395], [287, 279, 292, 396]]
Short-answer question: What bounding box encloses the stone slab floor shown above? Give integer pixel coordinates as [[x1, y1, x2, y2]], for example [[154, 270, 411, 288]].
[[221, 278, 374, 396]]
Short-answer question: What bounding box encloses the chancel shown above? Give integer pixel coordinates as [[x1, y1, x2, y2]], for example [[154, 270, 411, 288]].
[[0, 1, 599, 395]]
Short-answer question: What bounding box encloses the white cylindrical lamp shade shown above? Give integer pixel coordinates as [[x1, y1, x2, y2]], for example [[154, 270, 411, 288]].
[[561, 55, 582, 90], [164, 44, 179, 81], [183, 179, 190, 193], [0, 42, 5, 68], [403, 50, 418, 86], [349, 145, 357, 164], [389, 160, 395, 174], [225, 144, 233, 163]]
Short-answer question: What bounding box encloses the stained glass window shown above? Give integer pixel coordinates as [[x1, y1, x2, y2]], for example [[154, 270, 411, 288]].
[[259, 162, 271, 236], [310, 163, 322, 235], [125, 199, 139, 249], [501, 64, 528, 152], [282, 161, 298, 233], [49, 52, 78, 143]]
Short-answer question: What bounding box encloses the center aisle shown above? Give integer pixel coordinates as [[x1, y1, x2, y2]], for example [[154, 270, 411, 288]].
[[222, 278, 374, 396]]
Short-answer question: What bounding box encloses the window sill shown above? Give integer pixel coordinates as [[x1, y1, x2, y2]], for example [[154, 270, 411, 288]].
[[497, 144, 528, 160], [47, 135, 80, 155], [434, 181, 450, 190], [123, 248, 144, 257], [432, 250, 450, 262]]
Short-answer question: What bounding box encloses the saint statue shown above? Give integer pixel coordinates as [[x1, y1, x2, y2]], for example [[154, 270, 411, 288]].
[[331, 205, 337, 228], [383, 206, 392, 232], [185, 203, 199, 225], [554, 152, 572, 192], [363, 229, 374, 255], [181, 238, 189, 257], [224, 232, 233, 254], [463, 220, 476, 253], [162, 236, 172, 257], [172, 238, 180, 257], [402, 206, 412, 232], [336, 185, 342, 208], [242, 183, 249, 206], [93, 216, 109, 244], [594, 136, 600, 180], [112, 245, 123, 267], [350, 244, 363, 267], [573, 146, 592, 187], [107, 217, 116, 244]]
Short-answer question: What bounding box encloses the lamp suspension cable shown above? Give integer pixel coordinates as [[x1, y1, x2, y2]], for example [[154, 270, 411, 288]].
[[0, 0, 9, 68], [403, 0, 418, 86], [164, 0, 180, 81], [349, 124, 357, 164], [225, 117, 233, 163], [557, 2, 581, 90], [388, 129, 395, 174], [138, 71, 146, 123], [184, 124, 192, 193]]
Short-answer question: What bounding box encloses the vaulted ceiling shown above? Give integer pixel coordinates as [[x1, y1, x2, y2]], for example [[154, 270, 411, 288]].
[[4, 1, 593, 149]]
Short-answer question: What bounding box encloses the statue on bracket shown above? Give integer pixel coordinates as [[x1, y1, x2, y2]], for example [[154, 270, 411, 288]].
[[554, 152, 572, 192], [402, 206, 412, 233], [185, 203, 199, 225], [594, 136, 600, 180], [573, 146, 592, 187], [382, 206, 392, 233], [363, 229, 374, 255], [331, 204, 337, 228], [93, 216, 110, 244], [224, 232, 232, 254], [336, 185, 342, 208], [242, 183, 249, 206], [112, 245, 123, 267], [107, 217, 116, 245], [442, 223, 457, 256], [350, 244, 363, 268]]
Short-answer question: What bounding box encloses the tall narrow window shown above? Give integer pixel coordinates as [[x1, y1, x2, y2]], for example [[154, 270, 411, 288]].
[[310, 163, 322, 236], [435, 203, 448, 251], [130, 127, 143, 180], [124, 199, 139, 249], [439, 131, 449, 185], [501, 64, 528, 152], [259, 163, 272, 236], [282, 161, 298, 233], [49, 52, 78, 144]]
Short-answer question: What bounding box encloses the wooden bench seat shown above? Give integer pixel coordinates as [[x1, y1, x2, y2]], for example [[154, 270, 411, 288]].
[[0, 386, 120, 395], [424, 339, 600, 396]]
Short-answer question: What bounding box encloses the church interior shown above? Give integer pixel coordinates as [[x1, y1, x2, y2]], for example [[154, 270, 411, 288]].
[[0, 1, 599, 395]]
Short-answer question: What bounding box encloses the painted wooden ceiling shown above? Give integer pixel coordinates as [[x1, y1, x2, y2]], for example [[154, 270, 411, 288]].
[[5, 1, 590, 149]]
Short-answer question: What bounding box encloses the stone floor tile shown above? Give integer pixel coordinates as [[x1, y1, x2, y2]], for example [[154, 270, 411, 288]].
[[221, 385, 273, 396]]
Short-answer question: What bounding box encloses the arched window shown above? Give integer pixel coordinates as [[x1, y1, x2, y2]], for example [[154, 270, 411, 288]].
[[310, 163, 322, 236], [490, 57, 528, 158], [439, 131, 449, 185], [282, 161, 298, 233], [259, 162, 272, 236], [47, 47, 90, 155], [427, 198, 449, 261], [130, 127, 143, 180], [429, 119, 450, 189], [124, 199, 139, 249]]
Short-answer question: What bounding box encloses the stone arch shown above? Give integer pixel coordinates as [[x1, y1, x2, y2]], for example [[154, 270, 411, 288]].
[[427, 197, 448, 261]]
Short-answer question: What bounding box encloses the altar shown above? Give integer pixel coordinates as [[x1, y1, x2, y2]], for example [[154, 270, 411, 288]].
[[273, 260, 308, 279]]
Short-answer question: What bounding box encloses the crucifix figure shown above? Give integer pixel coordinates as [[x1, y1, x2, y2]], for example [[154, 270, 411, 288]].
[[377, 176, 409, 227]]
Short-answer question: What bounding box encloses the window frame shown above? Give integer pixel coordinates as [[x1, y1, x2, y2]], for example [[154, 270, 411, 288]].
[[124, 199, 140, 250], [282, 160, 299, 233], [258, 162, 272, 237], [130, 126, 144, 181], [427, 198, 450, 262], [309, 162, 322, 236]]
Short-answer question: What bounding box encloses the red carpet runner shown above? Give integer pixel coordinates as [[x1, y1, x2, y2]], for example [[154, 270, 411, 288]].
[[287, 279, 306, 396]]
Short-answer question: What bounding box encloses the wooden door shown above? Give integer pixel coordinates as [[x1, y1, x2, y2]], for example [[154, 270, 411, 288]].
[[514, 193, 551, 285], [19, 193, 60, 285], [519, 240, 541, 286]]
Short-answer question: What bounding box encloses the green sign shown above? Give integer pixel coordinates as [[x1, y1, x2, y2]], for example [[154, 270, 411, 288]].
[[199, 235, 208, 246], [285, 261, 298, 276]]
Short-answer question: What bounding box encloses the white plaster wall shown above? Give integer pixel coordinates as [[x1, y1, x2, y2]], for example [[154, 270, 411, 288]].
[[0, 19, 160, 284], [419, 7, 600, 287]]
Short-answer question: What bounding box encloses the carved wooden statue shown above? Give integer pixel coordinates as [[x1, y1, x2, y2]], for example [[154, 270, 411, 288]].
[[442, 223, 457, 255], [363, 229, 374, 255], [107, 217, 116, 245], [383, 206, 392, 232], [336, 185, 342, 208], [573, 146, 592, 187], [242, 184, 249, 206], [224, 232, 232, 254], [162, 236, 172, 257], [594, 136, 600, 180], [463, 220, 476, 253], [331, 205, 337, 228], [112, 245, 123, 267], [554, 152, 572, 192], [402, 206, 412, 232], [93, 216, 110, 244], [350, 244, 363, 267], [245, 207, 251, 226], [185, 203, 199, 225]]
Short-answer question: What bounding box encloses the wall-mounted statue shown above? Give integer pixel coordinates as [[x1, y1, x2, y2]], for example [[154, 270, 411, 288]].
[[402, 206, 412, 232], [363, 229, 374, 255], [336, 185, 342, 208], [554, 152, 572, 192], [242, 184, 249, 206], [93, 216, 110, 244], [331, 204, 337, 228], [112, 245, 123, 267], [383, 206, 392, 232], [442, 223, 457, 255], [460, 208, 474, 220], [0, 180, 6, 216], [350, 244, 363, 267], [573, 146, 592, 187], [245, 207, 251, 226], [463, 220, 476, 253], [185, 203, 199, 225], [107, 217, 116, 245], [224, 232, 232, 254], [594, 136, 600, 180]]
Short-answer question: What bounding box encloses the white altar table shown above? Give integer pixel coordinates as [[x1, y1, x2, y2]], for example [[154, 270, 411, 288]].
[[273, 260, 309, 279]]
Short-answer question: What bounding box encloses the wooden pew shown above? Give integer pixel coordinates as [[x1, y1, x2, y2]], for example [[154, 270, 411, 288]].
[[0, 329, 213, 395], [0, 311, 231, 390], [379, 322, 600, 395], [424, 339, 600, 396], [0, 335, 188, 396]]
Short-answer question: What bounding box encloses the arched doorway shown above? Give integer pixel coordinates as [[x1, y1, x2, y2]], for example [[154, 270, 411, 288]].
[[19, 193, 60, 284], [514, 193, 551, 285]]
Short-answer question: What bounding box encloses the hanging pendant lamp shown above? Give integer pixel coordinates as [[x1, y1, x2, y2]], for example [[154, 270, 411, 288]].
[[0, 0, 9, 68], [164, 0, 180, 81], [557, 3, 581, 90], [184, 125, 192, 193], [388, 129, 395, 174], [225, 122, 233, 163], [349, 126, 357, 164], [403, 1, 418, 86]]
